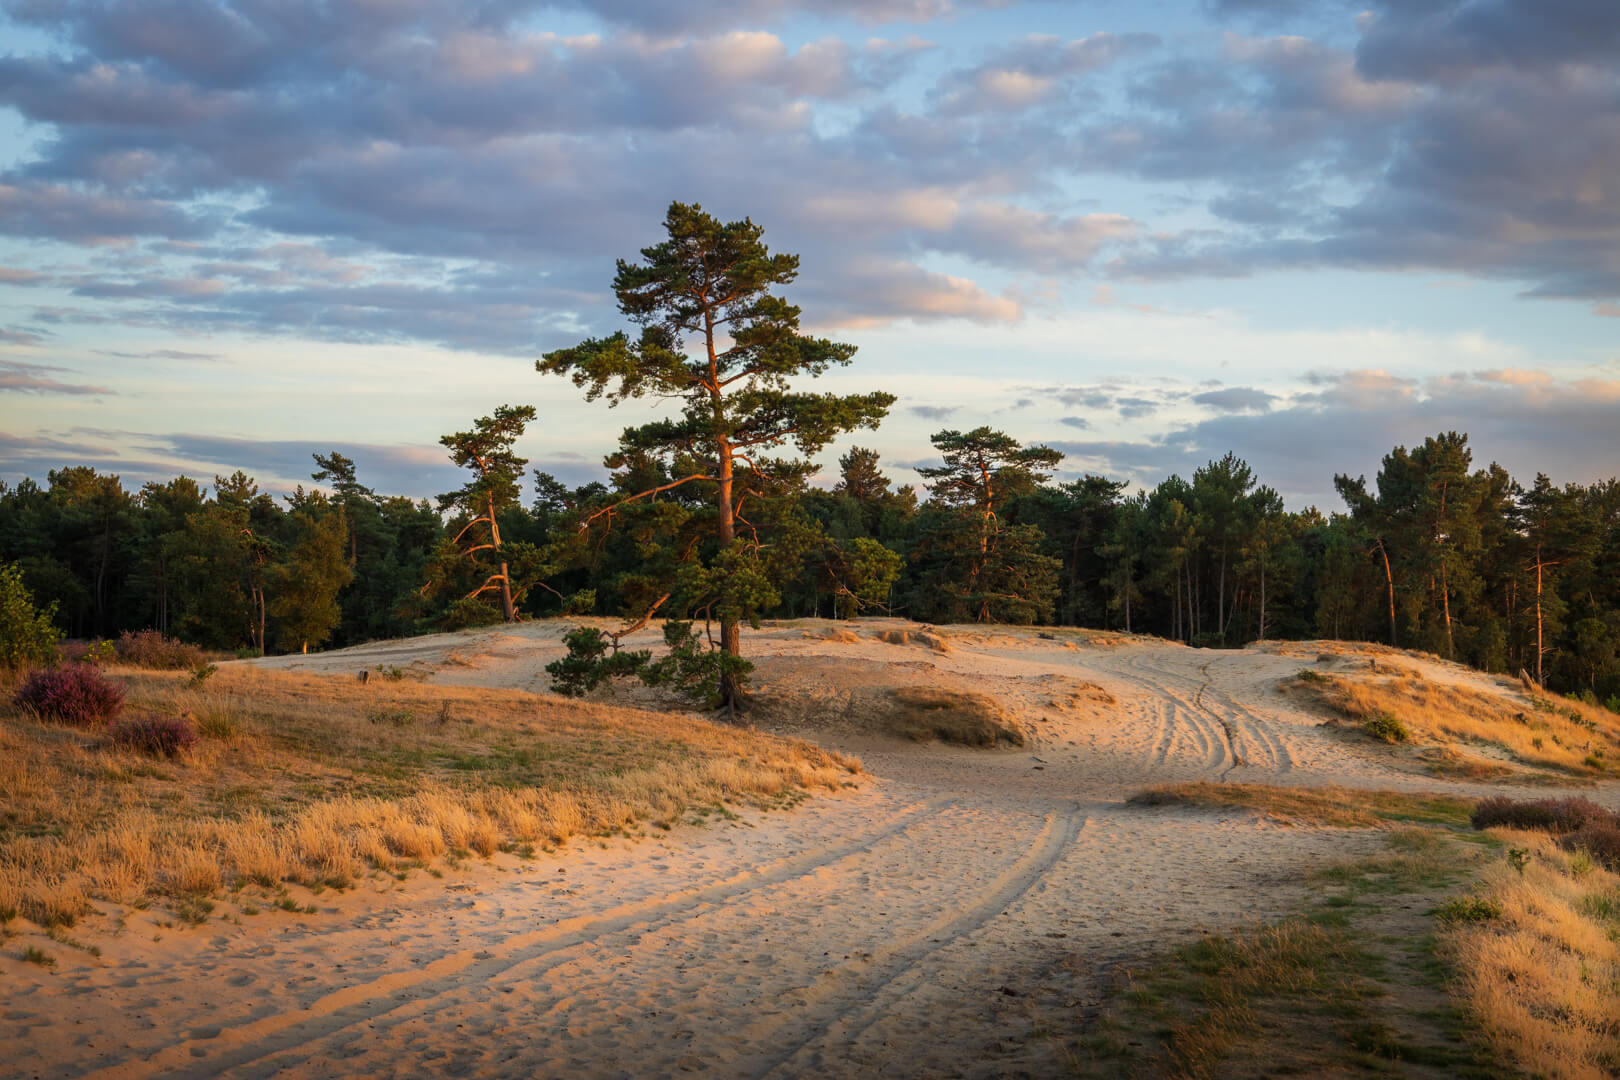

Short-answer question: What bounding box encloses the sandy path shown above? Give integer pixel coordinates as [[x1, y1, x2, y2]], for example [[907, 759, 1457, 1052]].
[[8, 621, 1610, 1078]]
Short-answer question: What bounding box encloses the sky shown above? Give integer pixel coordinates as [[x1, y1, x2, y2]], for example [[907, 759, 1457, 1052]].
[[0, 0, 1616, 511]]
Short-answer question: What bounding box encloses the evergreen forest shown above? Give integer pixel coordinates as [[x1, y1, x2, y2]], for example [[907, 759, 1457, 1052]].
[[3, 205, 1617, 705]]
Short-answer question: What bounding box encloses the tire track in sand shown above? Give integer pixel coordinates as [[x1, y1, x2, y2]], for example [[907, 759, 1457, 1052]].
[[86, 798, 957, 1080], [742, 803, 1089, 1078]]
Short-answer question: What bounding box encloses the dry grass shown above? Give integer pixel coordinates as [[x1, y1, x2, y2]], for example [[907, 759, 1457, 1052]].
[[0, 664, 860, 931], [1128, 781, 1475, 828], [1287, 665, 1620, 776], [1443, 831, 1620, 1079], [886, 687, 1024, 747]]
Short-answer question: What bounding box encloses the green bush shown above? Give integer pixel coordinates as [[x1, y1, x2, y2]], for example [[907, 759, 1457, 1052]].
[[1362, 711, 1409, 743], [0, 562, 60, 670]]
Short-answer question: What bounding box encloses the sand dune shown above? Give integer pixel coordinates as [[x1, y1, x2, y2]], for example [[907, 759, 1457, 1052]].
[[7, 620, 1614, 1078]]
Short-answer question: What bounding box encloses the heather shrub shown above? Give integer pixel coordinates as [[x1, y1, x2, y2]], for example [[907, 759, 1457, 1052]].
[[13, 665, 125, 726], [110, 715, 198, 758], [1471, 796, 1620, 871], [1565, 824, 1620, 872], [115, 629, 206, 670], [1470, 795, 1614, 833]]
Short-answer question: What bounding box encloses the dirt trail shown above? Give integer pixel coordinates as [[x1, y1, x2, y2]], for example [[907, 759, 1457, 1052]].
[[11, 620, 1611, 1078]]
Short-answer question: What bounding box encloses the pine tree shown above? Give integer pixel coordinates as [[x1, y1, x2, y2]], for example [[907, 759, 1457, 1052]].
[[540, 201, 893, 706]]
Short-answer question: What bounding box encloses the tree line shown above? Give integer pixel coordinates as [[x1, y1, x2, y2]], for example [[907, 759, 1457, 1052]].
[[2, 203, 1616, 706]]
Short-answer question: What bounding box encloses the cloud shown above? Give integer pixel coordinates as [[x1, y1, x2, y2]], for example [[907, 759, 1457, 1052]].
[[1059, 415, 1090, 429], [1355, 0, 1620, 82], [1116, 395, 1159, 419], [0, 0, 1613, 366], [1054, 367, 1620, 507], [908, 404, 959, 420], [96, 348, 222, 361], [933, 32, 1158, 115], [1191, 386, 1277, 413], [0, 359, 115, 395]]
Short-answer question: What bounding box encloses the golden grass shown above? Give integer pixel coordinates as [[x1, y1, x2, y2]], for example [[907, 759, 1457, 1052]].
[[1288, 666, 1620, 775], [1128, 781, 1475, 828], [0, 664, 860, 931], [886, 686, 1025, 747], [1443, 830, 1620, 1080]]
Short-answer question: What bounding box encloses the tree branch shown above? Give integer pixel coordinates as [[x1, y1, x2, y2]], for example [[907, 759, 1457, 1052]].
[[576, 473, 716, 530]]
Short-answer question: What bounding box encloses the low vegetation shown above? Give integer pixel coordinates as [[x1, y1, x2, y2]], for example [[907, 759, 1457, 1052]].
[[1128, 781, 1474, 828], [1076, 827, 1499, 1078], [1443, 829, 1620, 1078], [0, 664, 860, 933], [886, 687, 1024, 747], [13, 664, 125, 726], [1287, 663, 1620, 775], [1106, 792, 1620, 1079], [1471, 795, 1620, 871]]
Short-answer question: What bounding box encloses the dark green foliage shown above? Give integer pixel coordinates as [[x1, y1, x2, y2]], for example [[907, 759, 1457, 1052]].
[[0, 561, 59, 669], [907, 428, 1064, 624], [642, 620, 756, 710], [545, 620, 754, 712], [545, 626, 653, 698], [14, 665, 124, 726], [1362, 712, 1409, 743]]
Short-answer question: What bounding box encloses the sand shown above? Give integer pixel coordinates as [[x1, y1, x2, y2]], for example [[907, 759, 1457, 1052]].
[[6, 620, 1612, 1078]]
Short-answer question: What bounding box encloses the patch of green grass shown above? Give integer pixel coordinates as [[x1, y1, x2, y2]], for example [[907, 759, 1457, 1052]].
[[173, 896, 214, 925], [1433, 896, 1502, 923], [21, 945, 54, 967]]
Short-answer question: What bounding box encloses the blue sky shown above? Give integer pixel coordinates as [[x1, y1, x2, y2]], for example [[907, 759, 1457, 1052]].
[[1, 0, 1616, 509]]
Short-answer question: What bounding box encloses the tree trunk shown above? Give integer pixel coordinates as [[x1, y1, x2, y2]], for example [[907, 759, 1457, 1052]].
[[1258, 558, 1267, 641], [1535, 545, 1544, 686], [1185, 559, 1195, 643], [1441, 559, 1454, 659], [1217, 544, 1226, 643], [1376, 539, 1396, 647], [716, 440, 741, 706], [488, 494, 516, 623]]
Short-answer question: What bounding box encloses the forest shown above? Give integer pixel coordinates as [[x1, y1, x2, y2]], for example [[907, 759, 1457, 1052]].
[[3, 204, 1617, 704]]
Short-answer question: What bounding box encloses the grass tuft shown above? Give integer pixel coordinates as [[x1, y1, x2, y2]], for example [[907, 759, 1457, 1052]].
[[886, 687, 1024, 747]]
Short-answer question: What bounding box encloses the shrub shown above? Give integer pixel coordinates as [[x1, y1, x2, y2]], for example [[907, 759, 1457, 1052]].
[[1471, 795, 1614, 833], [1295, 668, 1327, 684], [115, 629, 206, 669], [13, 665, 125, 726], [59, 639, 115, 666], [1565, 824, 1620, 872], [110, 715, 198, 758], [1470, 796, 1620, 872], [1362, 711, 1408, 743], [0, 562, 60, 670]]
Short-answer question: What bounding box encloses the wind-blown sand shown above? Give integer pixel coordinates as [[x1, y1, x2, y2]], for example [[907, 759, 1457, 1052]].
[[7, 620, 1612, 1078]]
